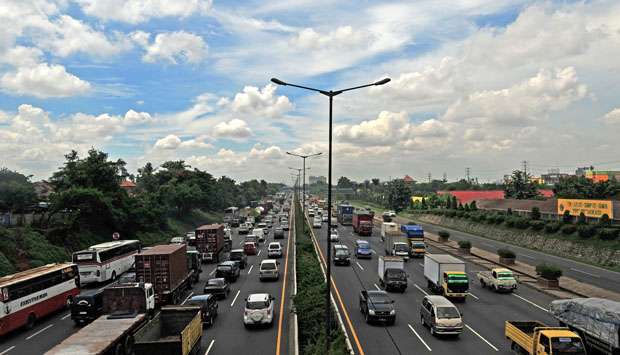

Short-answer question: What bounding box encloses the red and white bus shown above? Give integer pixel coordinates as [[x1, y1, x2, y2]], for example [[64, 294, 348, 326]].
[[0, 263, 79, 336], [73, 240, 141, 285]]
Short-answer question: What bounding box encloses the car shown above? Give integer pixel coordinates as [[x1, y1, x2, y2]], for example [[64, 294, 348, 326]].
[[229, 248, 247, 269], [281, 220, 289, 231], [322, 214, 329, 222], [244, 293, 275, 327], [308, 210, 315, 218], [332, 244, 350, 265], [359, 290, 396, 325], [330, 229, 339, 242], [244, 241, 258, 255], [257, 222, 268, 230], [313, 218, 322, 228], [71, 288, 104, 325], [203, 278, 230, 299], [186, 294, 218, 326], [259, 259, 280, 281], [330, 217, 338, 226], [238, 223, 249, 234], [169, 236, 185, 244], [267, 242, 283, 258], [274, 227, 285, 239], [354, 240, 373, 259], [215, 261, 240, 282], [420, 295, 463, 336], [251, 228, 265, 243]]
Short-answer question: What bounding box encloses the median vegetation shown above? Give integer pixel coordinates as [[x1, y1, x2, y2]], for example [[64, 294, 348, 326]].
[[294, 200, 349, 355]]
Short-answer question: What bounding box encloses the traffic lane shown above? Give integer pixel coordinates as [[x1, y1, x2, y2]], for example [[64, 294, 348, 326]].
[[415, 220, 620, 292]]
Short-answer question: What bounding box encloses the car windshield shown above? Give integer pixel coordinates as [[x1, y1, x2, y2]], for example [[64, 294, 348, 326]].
[[395, 244, 409, 252], [357, 243, 369, 249], [230, 252, 243, 259], [261, 263, 276, 270], [186, 300, 206, 307], [412, 242, 425, 248], [436, 306, 460, 319], [218, 265, 232, 271], [497, 272, 514, 279], [368, 294, 391, 304], [335, 250, 349, 256], [269, 245, 280, 250], [207, 279, 223, 286], [246, 300, 269, 310], [551, 337, 586, 355]]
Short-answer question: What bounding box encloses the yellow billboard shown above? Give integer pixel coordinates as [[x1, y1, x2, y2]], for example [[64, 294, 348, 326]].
[[411, 196, 424, 203], [557, 199, 613, 218]]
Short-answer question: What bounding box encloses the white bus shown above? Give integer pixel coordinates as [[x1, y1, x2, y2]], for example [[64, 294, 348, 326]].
[[72, 240, 141, 284]]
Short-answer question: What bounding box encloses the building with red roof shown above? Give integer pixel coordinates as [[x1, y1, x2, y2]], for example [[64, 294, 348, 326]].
[[119, 180, 137, 195], [403, 175, 414, 184]]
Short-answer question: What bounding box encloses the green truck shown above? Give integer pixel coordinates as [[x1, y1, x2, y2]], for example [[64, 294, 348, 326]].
[[133, 306, 203, 355]]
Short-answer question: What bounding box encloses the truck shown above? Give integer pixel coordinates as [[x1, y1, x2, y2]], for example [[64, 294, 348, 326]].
[[378, 256, 407, 292], [135, 244, 191, 306], [401, 224, 425, 257], [550, 298, 620, 355], [505, 320, 586, 355], [380, 222, 400, 242], [383, 233, 410, 261], [424, 254, 469, 300], [46, 283, 155, 355], [133, 306, 202, 355], [186, 249, 201, 284], [195, 224, 225, 263], [224, 206, 239, 226], [352, 210, 373, 236], [477, 268, 517, 293], [337, 204, 354, 225]]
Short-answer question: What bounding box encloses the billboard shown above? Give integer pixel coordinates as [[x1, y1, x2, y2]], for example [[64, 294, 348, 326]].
[[411, 196, 425, 203], [557, 199, 613, 218]]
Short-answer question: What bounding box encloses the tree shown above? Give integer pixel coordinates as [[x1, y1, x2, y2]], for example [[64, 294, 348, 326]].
[[530, 207, 541, 220], [562, 210, 572, 224], [504, 170, 539, 199], [470, 201, 477, 210], [577, 212, 587, 225], [50, 149, 126, 194], [136, 162, 158, 193], [0, 168, 37, 214], [451, 196, 458, 209], [337, 176, 354, 188], [554, 176, 620, 199], [386, 179, 412, 212], [371, 178, 380, 186], [599, 214, 611, 226]]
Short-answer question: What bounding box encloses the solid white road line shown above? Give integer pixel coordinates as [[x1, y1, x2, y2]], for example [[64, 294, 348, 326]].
[[181, 291, 194, 305], [0, 346, 15, 355], [257, 250, 262, 256], [408, 324, 432, 352], [468, 292, 479, 300], [465, 324, 499, 351], [230, 290, 241, 307], [209, 269, 216, 276], [356, 262, 364, 271], [248, 265, 254, 274], [512, 293, 549, 313], [418, 263, 424, 267], [61, 313, 71, 320], [26, 324, 54, 340], [204, 339, 216, 355], [374, 284, 381, 291], [570, 268, 600, 278], [414, 284, 429, 296]]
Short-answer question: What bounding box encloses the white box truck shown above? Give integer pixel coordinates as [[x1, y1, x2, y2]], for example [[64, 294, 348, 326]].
[[424, 254, 469, 300], [381, 222, 399, 242], [383, 234, 410, 261], [378, 256, 407, 292]]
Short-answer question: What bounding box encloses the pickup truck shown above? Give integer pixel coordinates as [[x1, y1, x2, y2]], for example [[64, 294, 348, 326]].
[[477, 268, 517, 293], [505, 320, 586, 355], [133, 306, 202, 355]]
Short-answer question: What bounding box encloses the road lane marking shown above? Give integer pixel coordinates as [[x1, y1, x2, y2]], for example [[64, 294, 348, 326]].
[[374, 284, 381, 291], [209, 269, 216, 276], [204, 339, 215, 355], [418, 263, 424, 267], [465, 324, 499, 351], [248, 265, 254, 274], [181, 291, 194, 305], [26, 324, 54, 340], [570, 268, 600, 278], [408, 324, 432, 352], [482, 243, 494, 248], [61, 313, 71, 320], [276, 210, 293, 355], [414, 284, 429, 296], [521, 254, 536, 260], [356, 262, 364, 270], [512, 293, 549, 313], [230, 290, 241, 307], [257, 250, 262, 256], [0, 346, 15, 355], [468, 292, 479, 300]]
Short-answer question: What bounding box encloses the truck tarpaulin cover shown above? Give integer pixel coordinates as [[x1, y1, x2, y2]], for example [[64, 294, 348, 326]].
[[550, 298, 620, 348]]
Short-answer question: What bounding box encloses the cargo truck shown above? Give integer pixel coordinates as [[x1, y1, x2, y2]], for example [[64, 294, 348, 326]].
[[186, 249, 201, 284], [195, 224, 225, 263], [135, 244, 191, 306], [424, 254, 469, 300], [352, 210, 373, 236], [477, 268, 517, 293], [337, 204, 354, 225], [133, 306, 202, 355], [380, 222, 400, 242], [401, 224, 425, 257], [550, 298, 620, 355], [383, 233, 410, 261], [378, 256, 407, 292], [505, 320, 586, 355], [46, 282, 155, 355]]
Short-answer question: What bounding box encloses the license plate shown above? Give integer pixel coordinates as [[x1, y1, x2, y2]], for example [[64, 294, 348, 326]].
[[80, 312, 87, 314]]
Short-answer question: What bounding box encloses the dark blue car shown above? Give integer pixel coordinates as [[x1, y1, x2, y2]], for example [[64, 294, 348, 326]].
[[355, 240, 373, 259]]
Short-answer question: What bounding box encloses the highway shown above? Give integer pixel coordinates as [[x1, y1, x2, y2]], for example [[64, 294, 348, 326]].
[[308, 211, 563, 355]]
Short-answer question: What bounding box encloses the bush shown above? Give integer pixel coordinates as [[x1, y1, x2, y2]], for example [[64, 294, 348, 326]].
[[497, 248, 516, 259], [531, 207, 541, 220], [455, 210, 464, 218], [447, 210, 457, 218], [0, 251, 15, 277], [529, 220, 545, 231], [438, 230, 450, 240], [458, 240, 471, 249], [562, 210, 572, 224], [505, 217, 516, 228], [577, 212, 587, 225], [462, 212, 471, 219], [470, 201, 477, 210], [599, 228, 620, 241], [485, 215, 497, 224], [494, 215, 505, 224], [536, 264, 563, 280], [577, 225, 596, 239], [544, 222, 561, 234], [514, 218, 530, 229], [599, 214, 611, 226], [561, 224, 577, 235]]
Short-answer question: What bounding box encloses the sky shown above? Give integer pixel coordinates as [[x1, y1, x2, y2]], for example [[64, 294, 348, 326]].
[[1, 0, 619, 184]]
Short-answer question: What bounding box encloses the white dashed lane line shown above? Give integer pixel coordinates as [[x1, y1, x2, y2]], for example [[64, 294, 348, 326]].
[[0, 346, 15, 355], [230, 290, 241, 307], [26, 324, 54, 340]]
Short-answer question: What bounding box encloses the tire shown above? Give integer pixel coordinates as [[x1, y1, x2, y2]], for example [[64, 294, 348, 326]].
[[430, 326, 436, 336], [111, 271, 117, 282], [66, 296, 73, 308], [480, 280, 485, 288], [26, 313, 36, 329], [124, 335, 134, 355]]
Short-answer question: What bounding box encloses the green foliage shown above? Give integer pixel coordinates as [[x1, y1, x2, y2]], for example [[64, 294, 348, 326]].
[[494, 215, 505, 224], [507, 208, 512, 215], [0, 251, 15, 277], [497, 248, 516, 258], [577, 225, 596, 239], [599, 228, 620, 241], [577, 212, 587, 225], [530, 207, 541, 220], [458, 240, 471, 249], [21, 229, 69, 267], [0, 168, 37, 212], [386, 179, 412, 212], [553, 175, 620, 199], [529, 220, 545, 231], [470, 200, 477, 210], [455, 210, 464, 218], [536, 264, 563, 280], [561, 224, 577, 235], [438, 230, 450, 239], [544, 222, 561, 234], [504, 170, 540, 199], [599, 214, 611, 226]]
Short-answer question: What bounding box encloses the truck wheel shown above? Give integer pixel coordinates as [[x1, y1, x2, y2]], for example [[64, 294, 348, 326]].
[[480, 280, 485, 288], [124, 336, 134, 355], [111, 271, 117, 282], [26, 313, 37, 329], [113, 343, 124, 355]]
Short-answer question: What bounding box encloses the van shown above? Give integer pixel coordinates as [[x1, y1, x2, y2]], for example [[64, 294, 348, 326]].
[[71, 288, 104, 325], [259, 259, 279, 281], [251, 228, 265, 243], [420, 295, 463, 336]]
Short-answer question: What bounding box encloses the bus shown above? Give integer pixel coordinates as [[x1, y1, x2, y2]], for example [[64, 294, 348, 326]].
[[0, 263, 79, 335], [72, 240, 141, 284], [224, 207, 240, 226]]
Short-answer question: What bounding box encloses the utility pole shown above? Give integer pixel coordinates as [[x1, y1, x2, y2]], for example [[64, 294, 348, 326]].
[[522, 160, 528, 177], [443, 172, 447, 182], [466, 167, 471, 183], [427, 172, 431, 183]]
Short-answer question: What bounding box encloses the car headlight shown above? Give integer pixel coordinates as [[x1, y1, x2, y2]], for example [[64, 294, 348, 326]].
[[390, 309, 396, 315], [368, 309, 375, 315]]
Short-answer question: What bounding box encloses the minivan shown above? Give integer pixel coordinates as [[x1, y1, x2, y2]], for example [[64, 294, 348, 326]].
[[71, 288, 104, 325], [259, 259, 279, 281], [420, 295, 463, 336]]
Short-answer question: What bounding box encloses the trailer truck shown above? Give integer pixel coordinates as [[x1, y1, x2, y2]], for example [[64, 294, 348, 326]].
[[383, 233, 410, 261], [133, 306, 202, 355], [401, 224, 425, 257], [337, 204, 354, 225], [505, 320, 586, 355], [352, 210, 373, 236], [195, 224, 225, 263], [378, 256, 407, 292], [424, 254, 469, 300], [550, 298, 620, 355], [46, 282, 155, 355], [135, 244, 191, 306]]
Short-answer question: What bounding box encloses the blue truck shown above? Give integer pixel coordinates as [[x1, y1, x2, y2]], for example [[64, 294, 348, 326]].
[[401, 224, 425, 257], [337, 204, 354, 225]]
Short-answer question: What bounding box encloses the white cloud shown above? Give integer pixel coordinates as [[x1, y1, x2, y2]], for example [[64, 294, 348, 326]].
[[335, 111, 410, 146], [154, 134, 182, 150], [0, 46, 44, 67], [77, 0, 212, 24], [124, 109, 153, 125], [249, 144, 284, 160], [0, 63, 92, 98], [140, 31, 208, 64], [227, 84, 293, 118], [213, 119, 253, 138], [601, 108, 620, 124], [292, 26, 373, 51]]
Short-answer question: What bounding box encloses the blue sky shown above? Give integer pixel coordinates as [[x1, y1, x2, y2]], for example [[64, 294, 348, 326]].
[[1, 0, 619, 183]]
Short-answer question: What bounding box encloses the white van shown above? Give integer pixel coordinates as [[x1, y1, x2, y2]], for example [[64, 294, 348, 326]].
[[252, 228, 265, 243], [259, 259, 279, 281]]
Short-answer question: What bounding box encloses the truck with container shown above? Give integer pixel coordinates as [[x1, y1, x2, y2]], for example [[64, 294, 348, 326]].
[[424, 254, 469, 300], [337, 204, 354, 225], [135, 244, 191, 306], [505, 320, 586, 355], [477, 268, 517, 293], [195, 224, 225, 263], [352, 210, 374, 236], [380, 222, 400, 242], [186, 249, 201, 284], [224, 206, 240, 226], [46, 282, 155, 355], [383, 233, 410, 261], [550, 298, 620, 355], [133, 306, 202, 355], [400, 224, 425, 257], [378, 256, 407, 292]]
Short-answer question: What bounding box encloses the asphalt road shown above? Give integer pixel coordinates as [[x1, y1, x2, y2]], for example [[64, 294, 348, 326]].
[[309, 212, 562, 355], [414, 220, 620, 294]]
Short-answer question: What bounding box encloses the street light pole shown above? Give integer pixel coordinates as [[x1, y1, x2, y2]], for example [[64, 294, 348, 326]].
[[272, 76, 390, 352], [286, 151, 322, 217]]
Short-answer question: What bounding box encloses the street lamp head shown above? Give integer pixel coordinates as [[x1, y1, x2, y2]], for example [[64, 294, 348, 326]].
[[271, 78, 287, 86], [374, 78, 391, 86]]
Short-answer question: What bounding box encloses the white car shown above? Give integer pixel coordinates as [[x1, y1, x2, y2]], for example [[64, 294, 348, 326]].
[[330, 229, 339, 242], [313, 218, 322, 228], [267, 242, 283, 258], [243, 293, 275, 327], [259, 259, 279, 281], [252, 228, 265, 243], [322, 215, 329, 222]]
